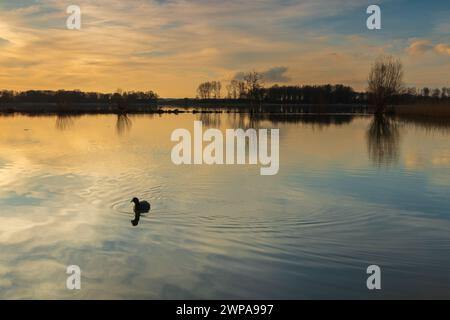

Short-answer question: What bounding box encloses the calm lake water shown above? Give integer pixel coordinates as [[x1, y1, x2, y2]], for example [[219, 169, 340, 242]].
[[0, 113, 449, 299]]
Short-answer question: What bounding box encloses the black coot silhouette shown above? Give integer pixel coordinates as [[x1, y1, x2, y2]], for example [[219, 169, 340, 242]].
[[131, 197, 151, 213], [130, 197, 151, 227]]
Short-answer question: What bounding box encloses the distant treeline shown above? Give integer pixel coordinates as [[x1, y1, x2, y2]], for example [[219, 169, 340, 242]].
[[2, 86, 449, 106], [0, 89, 158, 105], [258, 84, 359, 104], [198, 78, 362, 104], [394, 87, 450, 104], [197, 77, 450, 105]]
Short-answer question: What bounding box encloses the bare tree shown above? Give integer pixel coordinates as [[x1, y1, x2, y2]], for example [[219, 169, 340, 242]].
[[432, 88, 441, 99], [226, 83, 233, 99], [226, 80, 243, 99], [197, 81, 222, 99], [237, 81, 246, 99], [243, 71, 264, 101], [216, 81, 222, 99], [197, 82, 212, 99], [368, 55, 404, 114], [406, 87, 417, 95], [212, 81, 221, 99]]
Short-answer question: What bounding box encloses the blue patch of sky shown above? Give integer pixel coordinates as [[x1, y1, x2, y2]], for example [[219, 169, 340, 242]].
[[0, 1, 63, 29], [282, 0, 449, 43], [0, 0, 38, 10], [26, 7, 65, 29]]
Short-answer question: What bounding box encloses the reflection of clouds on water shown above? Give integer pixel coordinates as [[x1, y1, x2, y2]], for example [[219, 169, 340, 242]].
[[403, 153, 425, 170], [427, 173, 450, 188], [432, 151, 450, 166], [367, 115, 400, 166], [0, 169, 136, 298], [1, 114, 450, 299]]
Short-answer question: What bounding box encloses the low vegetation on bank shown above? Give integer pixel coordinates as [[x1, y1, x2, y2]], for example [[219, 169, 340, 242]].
[[392, 103, 450, 117]]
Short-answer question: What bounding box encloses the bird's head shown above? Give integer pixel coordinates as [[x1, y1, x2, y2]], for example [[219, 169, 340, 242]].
[[131, 197, 139, 204]]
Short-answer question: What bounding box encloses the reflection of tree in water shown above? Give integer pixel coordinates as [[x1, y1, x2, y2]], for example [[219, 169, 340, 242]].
[[226, 113, 258, 129], [55, 114, 76, 131], [225, 113, 355, 129], [395, 115, 450, 133], [367, 115, 400, 166], [251, 113, 355, 127], [116, 114, 132, 136], [197, 112, 221, 128]]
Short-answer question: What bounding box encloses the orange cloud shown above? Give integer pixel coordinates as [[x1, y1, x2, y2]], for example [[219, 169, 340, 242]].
[[406, 39, 450, 57], [434, 43, 450, 56], [406, 39, 433, 55]]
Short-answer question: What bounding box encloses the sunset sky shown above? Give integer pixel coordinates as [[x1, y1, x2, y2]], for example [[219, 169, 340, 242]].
[[0, 0, 449, 97]]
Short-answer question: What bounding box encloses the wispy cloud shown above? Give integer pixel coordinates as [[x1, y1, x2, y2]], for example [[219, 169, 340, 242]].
[[406, 39, 434, 55], [0, 0, 448, 96], [406, 38, 450, 57], [434, 43, 450, 56]]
